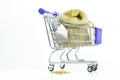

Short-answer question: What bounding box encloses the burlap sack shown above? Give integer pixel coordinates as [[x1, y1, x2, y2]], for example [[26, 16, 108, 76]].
[[57, 9, 93, 48]]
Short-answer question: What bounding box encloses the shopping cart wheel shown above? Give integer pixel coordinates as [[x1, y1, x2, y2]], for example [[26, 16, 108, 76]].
[[59, 64, 65, 69], [93, 64, 98, 71], [87, 64, 98, 72], [87, 66, 93, 72], [48, 64, 54, 72]]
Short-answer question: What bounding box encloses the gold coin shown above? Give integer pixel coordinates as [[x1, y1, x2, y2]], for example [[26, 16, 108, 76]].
[[71, 9, 80, 17], [51, 71, 70, 75]]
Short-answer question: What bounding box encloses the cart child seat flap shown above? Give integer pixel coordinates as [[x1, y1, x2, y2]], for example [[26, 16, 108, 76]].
[[54, 25, 68, 41]]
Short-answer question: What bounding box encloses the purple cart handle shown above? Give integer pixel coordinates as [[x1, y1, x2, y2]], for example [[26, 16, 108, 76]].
[[38, 8, 59, 16]]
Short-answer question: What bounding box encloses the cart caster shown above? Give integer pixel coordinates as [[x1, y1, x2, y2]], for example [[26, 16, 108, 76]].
[[87, 64, 98, 72], [48, 64, 54, 72], [87, 66, 93, 72], [59, 64, 65, 69], [93, 64, 98, 71]]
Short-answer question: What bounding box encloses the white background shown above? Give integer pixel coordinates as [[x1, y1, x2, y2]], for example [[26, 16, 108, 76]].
[[0, 0, 120, 80]]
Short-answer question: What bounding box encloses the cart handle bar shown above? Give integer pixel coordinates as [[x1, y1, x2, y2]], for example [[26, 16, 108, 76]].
[[38, 8, 59, 16]]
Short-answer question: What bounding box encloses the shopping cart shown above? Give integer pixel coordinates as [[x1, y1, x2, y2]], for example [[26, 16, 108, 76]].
[[38, 8, 102, 72]]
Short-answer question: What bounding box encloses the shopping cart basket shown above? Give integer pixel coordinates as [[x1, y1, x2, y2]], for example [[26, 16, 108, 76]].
[[38, 8, 102, 72]]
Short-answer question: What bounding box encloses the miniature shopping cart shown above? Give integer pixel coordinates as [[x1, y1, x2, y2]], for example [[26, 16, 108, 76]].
[[38, 8, 102, 72]]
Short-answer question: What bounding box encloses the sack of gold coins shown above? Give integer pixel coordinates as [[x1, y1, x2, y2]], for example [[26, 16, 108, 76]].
[[57, 9, 94, 48]]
